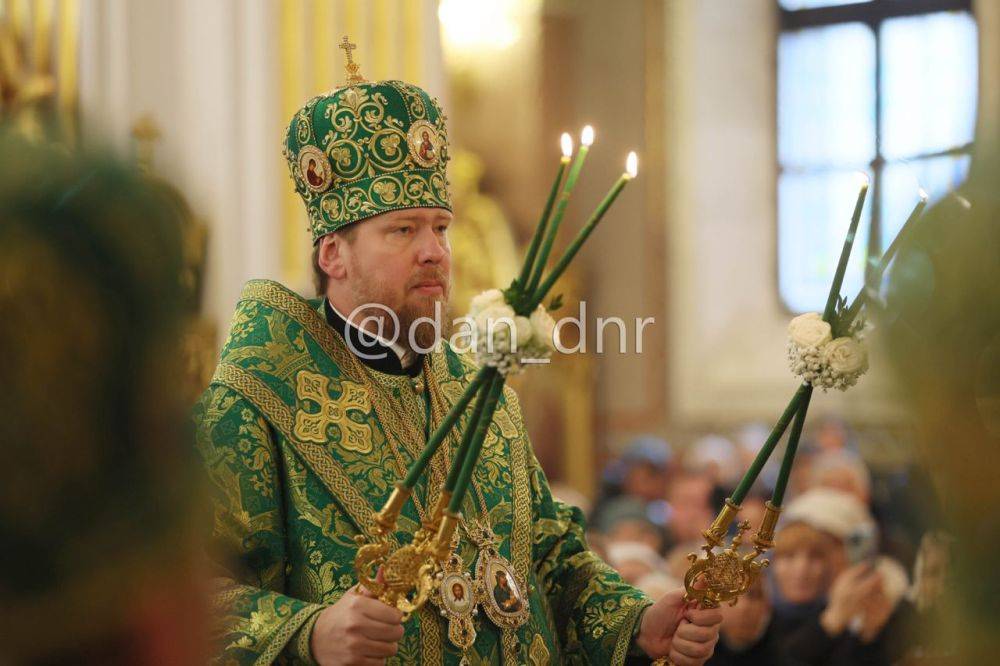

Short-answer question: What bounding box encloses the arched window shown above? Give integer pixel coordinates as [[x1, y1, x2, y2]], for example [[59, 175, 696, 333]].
[[777, 0, 977, 312]]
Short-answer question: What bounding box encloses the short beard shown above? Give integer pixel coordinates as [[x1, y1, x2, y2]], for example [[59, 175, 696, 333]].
[[348, 274, 451, 354], [400, 297, 452, 351]]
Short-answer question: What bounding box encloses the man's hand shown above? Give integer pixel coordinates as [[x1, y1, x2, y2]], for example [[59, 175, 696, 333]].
[[635, 588, 723, 666], [310, 585, 404, 665]]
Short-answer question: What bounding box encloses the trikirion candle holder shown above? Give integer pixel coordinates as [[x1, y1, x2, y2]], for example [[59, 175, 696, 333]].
[[353, 125, 640, 623]]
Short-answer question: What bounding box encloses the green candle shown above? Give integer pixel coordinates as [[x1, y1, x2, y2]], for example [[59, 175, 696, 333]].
[[729, 383, 810, 504], [516, 135, 572, 299], [525, 125, 594, 299], [843, 192, 927, 327], [442, 372, 494, 493], [530, 152, 636, 310], [771, 385, 814, 506], [448, 374, 505, 514], [402, 366, 490, 489], [823, 174, 869, 323]]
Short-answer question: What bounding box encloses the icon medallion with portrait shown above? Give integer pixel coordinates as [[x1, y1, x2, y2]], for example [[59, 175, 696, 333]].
[[441, 572, 475, 616], [406, 119, 441, 168], [297, 145, 333, 192], [433, 554, 478, 653], [476, 551, 530, 630]]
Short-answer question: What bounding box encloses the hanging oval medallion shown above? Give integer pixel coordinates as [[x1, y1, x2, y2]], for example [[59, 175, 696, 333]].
[[475, 547, 530, 630], [431, 553, 478, 654], [406, 119, 442, 168], [297, 145, 333, 192]]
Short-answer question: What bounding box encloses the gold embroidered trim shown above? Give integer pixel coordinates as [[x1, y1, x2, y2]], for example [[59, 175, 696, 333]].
[[212, 362, 380, 539], [501, 629, 519, 666], [506, 387, 534, 596], [418, 604, 445, 666], [238, 281, 355, 369], [528, 633, 551, 666], [253, 602, 324, 666], [292, 606, 324, 664], [611, 600, 654, 666], [318, 169, 449, 226]]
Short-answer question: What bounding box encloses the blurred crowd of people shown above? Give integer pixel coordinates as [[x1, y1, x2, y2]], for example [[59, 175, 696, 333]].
[[555, 421, 950, 666]]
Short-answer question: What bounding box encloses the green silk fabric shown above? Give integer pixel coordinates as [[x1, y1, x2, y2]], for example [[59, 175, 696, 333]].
[[194, 280, 651, 664], [283, 81, 452, 242]]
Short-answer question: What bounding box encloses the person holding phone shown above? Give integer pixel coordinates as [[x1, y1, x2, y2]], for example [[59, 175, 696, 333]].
[[765, 488, 915, 666]]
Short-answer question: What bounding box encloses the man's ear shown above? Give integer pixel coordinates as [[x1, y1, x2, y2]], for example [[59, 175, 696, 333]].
[[318, 234, 348, 281]]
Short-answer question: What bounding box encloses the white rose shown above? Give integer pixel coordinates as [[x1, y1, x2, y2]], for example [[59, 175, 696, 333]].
[[475, 303, 517, 352], [469, 289, 506, 317], [823, 337, 868, 376], [788, 312, 833, 349], [529, 305, 556, 351], [513, 316, 533, 349]]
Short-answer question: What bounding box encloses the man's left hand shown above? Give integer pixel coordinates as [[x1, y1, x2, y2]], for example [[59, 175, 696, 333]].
[[634, 588, 722, 665]]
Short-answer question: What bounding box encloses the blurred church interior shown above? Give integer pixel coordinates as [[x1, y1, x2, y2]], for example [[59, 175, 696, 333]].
[[3, 0, 999, 662]]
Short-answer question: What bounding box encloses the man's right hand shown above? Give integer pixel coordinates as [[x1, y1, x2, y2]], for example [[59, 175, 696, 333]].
[[310, 585, 405, 665]]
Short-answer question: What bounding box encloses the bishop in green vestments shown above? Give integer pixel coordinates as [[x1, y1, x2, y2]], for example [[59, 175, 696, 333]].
[[195, 61, 722, 666]]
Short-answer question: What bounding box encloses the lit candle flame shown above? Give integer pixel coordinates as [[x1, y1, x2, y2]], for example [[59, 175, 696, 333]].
[[856, 171, 870, 189], [918, 187, 929, 201], [560, 132, 573, 159], [625, 151, 638, 179], [581, 125, 594, 147]]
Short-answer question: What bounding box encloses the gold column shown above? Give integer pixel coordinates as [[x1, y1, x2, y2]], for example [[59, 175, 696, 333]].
[[31, 0, 52, 72], [56, 0, 78, 112], [8, 0, 28, 43], [371, 0, 390, 79], [312, 0, 335, 91], [280, 0, 306, 287], [562, 352, 596, 499], [401, 0, 422, 81]]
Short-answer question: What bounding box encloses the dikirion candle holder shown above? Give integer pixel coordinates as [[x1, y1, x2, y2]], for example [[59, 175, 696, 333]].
[[678, 176, 930, 611]]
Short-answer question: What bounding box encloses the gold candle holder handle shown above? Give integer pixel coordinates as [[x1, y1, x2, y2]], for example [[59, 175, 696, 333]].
[[751, 501, 781, 556], [374, 483, 411, 532], [433, 510, 461, 560], [681, 501, 781, 612], [702, 498, 741, 548], [354, 487, 464, 620], [683, 519, 770, 609]]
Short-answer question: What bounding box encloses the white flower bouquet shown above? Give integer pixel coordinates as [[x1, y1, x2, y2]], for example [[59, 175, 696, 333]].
[[467, 288, 557, 375], [787, 311, 869, 391]]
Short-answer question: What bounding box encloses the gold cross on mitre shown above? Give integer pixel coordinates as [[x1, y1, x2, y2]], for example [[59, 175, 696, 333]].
[[339, 35, 366, 84]]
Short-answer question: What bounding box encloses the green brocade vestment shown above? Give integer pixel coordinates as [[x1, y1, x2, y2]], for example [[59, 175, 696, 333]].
[[195, 280, 651, 665]]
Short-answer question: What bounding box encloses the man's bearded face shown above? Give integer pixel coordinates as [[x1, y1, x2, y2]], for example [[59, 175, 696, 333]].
[[343, 208, 453, 350]]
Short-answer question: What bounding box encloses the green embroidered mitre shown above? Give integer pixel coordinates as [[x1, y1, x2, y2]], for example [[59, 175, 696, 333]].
[[283, 41, 452, 242]]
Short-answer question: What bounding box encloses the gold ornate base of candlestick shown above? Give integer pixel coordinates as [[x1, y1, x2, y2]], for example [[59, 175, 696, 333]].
[[355, 528, 438, 619], [681, 502, 781, 609], [353, 484, 460, 619]]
